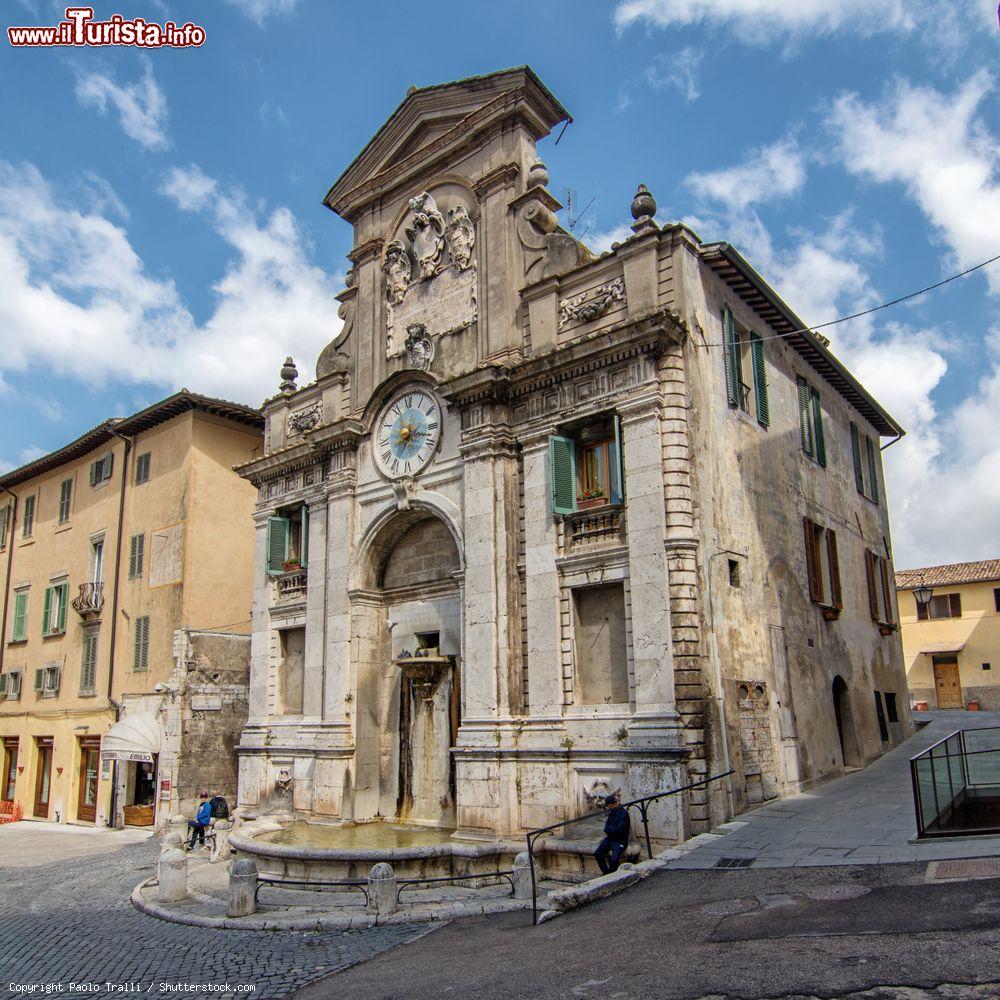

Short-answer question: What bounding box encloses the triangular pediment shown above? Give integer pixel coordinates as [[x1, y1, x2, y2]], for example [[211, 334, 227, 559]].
[[324, 66, 569, 221]]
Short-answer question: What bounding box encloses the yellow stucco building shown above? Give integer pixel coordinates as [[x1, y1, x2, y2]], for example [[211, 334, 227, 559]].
[[897, 560, 1000, 711], [0, 391, 262, 827]]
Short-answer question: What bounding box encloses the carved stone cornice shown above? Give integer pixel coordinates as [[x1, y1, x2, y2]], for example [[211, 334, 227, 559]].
[[472, 161, 519, 198], [458, 429, 519, 462], [347, 237, 385, 266], [306, 419, 365, 454]]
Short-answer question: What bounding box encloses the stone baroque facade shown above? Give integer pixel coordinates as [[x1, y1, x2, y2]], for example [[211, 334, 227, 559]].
[[235, 68, 913, 842]]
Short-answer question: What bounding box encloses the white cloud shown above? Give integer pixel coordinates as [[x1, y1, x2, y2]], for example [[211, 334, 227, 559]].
[[828, 72, 1000, 294], [685, 139, 806, 212], [224, 0, 298, 25], [645, 47, 703, 103], [75, 62, 170, 152], [615, 0, 920, 41], [0, 161, 341, 406]]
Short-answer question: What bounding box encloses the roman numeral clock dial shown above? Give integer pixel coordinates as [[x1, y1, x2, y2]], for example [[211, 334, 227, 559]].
[[373, 389, 442, 480]]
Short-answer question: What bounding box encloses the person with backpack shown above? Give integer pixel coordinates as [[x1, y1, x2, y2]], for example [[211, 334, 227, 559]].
[[209, 790, 230, 821], [186, 790, 212, 850]]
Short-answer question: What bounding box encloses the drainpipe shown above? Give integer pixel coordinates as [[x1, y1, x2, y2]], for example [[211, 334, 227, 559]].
[[105, 429, 132, 828], [880, 430, 905, 453], [0, 487, 18, 675], [704, 547, 747, 821]]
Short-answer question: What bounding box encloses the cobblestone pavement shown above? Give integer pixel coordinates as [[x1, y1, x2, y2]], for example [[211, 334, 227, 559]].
[[0, 838, 423, 998]]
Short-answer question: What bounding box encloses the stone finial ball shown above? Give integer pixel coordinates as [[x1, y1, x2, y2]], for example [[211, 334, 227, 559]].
[[280, 356, 298, 383], [369, 862, 395, 879], [631, 184, 657, 222], [527, 160, 549, 189], [231, 858, 258, 876]]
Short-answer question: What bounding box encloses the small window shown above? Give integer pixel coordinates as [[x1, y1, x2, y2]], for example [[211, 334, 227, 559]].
[[90, 452, 113, 487], [885, 692, 899, 724], [34, 665, 60, 696], [797, 377, 826, 467], [133, 616, 150, 672], [916, 592, 962, 621], [10, 591, 28, 643], [994, 587, 1000, 613], [984, 663, 992, 672], [722, 307, 769, 427], [851, 424, 881, 503], [91, 539, 105, 585], [803, 517, 842, 614], [22, 494, 36, 538], [0, 670, 21, 701], [128, 533, 145, 580], [58, 478, 73, 524], [0, 505, 9, 548], [549, 414, 624, 515], [80, 628, 99, 694], [416, 631, 440, 652], [42, 583, 68, 637], [135, 452, 151, 485], [728, 559, 741, 588], [865, 549, 895, 627], [266, 506, 309, 576], [874, 690, 889, 742]]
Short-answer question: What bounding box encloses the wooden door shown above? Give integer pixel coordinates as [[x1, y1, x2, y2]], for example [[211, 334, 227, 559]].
[[77, 740, 100, 822], [2, 738, 17, 802], [33, 738, 53, 818], [934, 660, 963, 709]]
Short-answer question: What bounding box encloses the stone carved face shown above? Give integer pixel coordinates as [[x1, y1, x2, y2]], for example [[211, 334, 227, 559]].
[[383, 240, 412, 305]]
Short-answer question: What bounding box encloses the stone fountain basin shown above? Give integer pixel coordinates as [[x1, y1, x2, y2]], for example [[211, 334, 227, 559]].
[[228, 820, 613, 882]]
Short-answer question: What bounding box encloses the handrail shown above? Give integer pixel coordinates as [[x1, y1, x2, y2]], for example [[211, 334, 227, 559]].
[[395, 870, 514, 903], [525, 769, 733, 925]]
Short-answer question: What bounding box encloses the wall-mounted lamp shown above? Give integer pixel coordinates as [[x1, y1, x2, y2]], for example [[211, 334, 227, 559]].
[[913, 577, 934, 607]]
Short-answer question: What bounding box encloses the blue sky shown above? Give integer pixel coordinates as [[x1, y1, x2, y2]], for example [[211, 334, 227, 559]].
[[2, 0, 998, 567]]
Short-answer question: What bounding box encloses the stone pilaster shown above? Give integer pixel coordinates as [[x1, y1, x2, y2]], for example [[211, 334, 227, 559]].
[[301, 493, 327, 720], [322, 462, 357, 724], [246, 513, 272, 723]]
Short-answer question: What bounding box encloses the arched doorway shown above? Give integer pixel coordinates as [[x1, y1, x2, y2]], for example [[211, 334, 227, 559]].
[[349, 506, 463, 827], [832, 676, 861, 768]]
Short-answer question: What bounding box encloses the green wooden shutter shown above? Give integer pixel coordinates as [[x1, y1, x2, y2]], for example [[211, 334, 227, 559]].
[[827, 529, 843, 610], [34, 667, 44, 692], [42, 587, 53, 636], [129, 534, 145, 579], [134, 616, 149, 671], [611, 414, 625, 504], [267, 517, 290, 575], [12, 592, 27, 642], [56, 584, 67, 633], [811, 388, 826, 467], [300, 505, 309, 568], [89, 461, 97, 486], [850, 423, 865, 493], [749, 333, 769, 427], [722, 307, 740, 408], [549, 436, 577, 515], [866, 437, 879, 503], [796, 378, 812, 456]]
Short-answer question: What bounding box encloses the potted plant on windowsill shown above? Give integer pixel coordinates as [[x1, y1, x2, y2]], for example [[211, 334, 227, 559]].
[[878, 622, 897, 636], [821, 606, 841, 621], [576, 488, 608, 511], [281, 559, 302, 574]]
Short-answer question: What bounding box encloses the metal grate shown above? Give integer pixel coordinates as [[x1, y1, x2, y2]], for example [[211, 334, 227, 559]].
[[715, 857, 755, 869], [929, 858, 1000, 881]]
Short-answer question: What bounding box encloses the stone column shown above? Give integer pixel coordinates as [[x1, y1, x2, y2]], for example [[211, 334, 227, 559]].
[[322, 463, 356, 724], [619, 396, 678, 741], [349, 591, 384, 821], [157, 848, 187, 903], [228, 859, 258, 918], [302, 493, 328, 720], [459, 431, 521, 721], [247, 513, 273, 723], [521, 431, 563, 715]]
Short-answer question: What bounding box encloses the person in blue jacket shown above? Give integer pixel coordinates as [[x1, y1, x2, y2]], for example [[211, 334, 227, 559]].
[[594, 793, 630, 874], [187, 790, 212, 850]]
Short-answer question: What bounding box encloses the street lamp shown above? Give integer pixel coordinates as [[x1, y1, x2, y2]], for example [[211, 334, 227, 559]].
[[913, 577, 934, 607]]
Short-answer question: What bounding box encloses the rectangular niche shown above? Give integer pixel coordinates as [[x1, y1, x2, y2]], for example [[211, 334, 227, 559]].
[[278, 626, 305, 715], [572, 582, 628, 705]]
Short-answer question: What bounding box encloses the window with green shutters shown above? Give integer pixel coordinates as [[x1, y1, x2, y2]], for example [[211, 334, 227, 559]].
[[851, 422, 881, 502], [80, 628, 99, 693], [42, 583, 68, 636], [0, 505, 8, 549], [850, 423, 865, 493], [267, 517, 290, 575], [21, 494, 35, 538], [58, 478, 73, 524], [549, 436, 577, 514], [135, 451, 151, 485], [90, 452, 113, 487], [547, 416, 625, 515], [129, 533, 145, 579], [865, 436, 879, 503], [797, 377, 826, 468], [11, 592, 28, 642], [722, 306, 743, 409], [133, 616, 150, 671], [749, 333, 769, 427]]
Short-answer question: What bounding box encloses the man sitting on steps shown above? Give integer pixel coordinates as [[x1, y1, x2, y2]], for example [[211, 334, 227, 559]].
[[594, 793, 631, 874]]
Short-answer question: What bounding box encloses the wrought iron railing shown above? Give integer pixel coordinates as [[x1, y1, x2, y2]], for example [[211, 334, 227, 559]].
[[524, 770, 733, 925], [72, 582, 104, 617], [911, 726, 1000, 838]]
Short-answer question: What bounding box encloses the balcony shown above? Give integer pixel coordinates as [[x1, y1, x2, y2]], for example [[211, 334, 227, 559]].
[[72, 582, 104, 619], [564, 505, 625, 550], [276, 568, 307, 602]]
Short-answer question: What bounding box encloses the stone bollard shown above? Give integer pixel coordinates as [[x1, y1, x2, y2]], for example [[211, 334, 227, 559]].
[[160, 830, 182, 855], [158, 848, 188, 903], [367, 862, 397, 917], [512, 852, 534, 900], [228, 858, 258, 918], [210, 820, 231, 863]]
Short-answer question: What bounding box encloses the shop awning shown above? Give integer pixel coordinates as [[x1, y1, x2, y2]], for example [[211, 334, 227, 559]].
[[101, 712, 162, 764], [919, 642, 965, 655]]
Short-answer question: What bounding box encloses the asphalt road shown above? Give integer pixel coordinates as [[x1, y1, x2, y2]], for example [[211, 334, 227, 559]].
[[293, 861, 1000, 999]]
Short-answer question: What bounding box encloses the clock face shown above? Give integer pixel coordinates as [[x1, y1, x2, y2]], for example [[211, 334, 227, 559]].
[[373, 389, 442, 480]]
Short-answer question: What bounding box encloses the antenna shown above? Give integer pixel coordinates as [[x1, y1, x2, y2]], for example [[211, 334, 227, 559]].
[[564, 188, 596, 235]]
